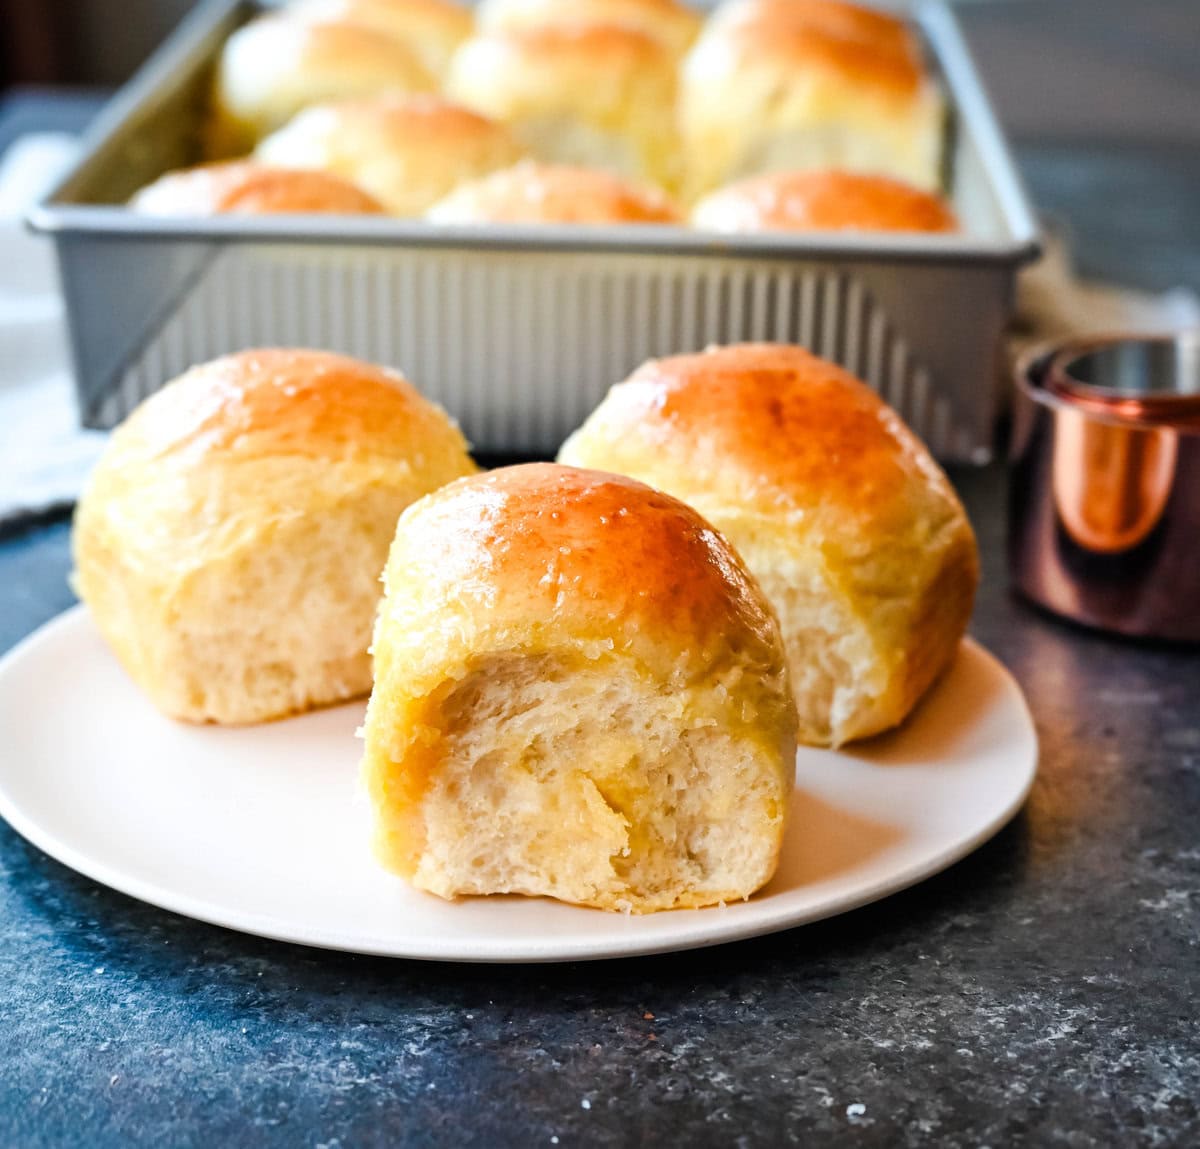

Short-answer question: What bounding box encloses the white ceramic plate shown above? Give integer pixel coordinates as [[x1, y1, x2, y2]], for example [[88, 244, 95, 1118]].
[[0, 608, 1036, 962]]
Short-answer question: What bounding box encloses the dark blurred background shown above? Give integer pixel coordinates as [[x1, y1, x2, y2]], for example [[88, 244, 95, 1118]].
[[0, 0, 192, 87]]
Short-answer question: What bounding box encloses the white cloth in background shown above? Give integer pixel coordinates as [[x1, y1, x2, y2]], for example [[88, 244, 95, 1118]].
[[0, 134, 104, 526], [0, 133, 1197, 526]]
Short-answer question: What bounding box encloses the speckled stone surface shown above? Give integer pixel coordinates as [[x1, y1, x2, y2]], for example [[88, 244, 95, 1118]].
[[1, 467, 1197, 1148]]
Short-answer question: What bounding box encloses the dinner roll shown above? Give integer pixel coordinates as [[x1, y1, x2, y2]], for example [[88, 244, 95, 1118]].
[[427, 162, 682, 225], [72, 350, 476, 726], [210, 15, 436, 154], [708, 0, 919, 57], [286, 0, 473, 77], [361, 463, 797, 912], [447, 25, 681, 191], [255, 96, 525, 216], [692, 170, 958, 233], [475, 0, 701, 57], [129, 161, 385, 216], [681, 0, 944, 198], [559, 345, 979, 747]]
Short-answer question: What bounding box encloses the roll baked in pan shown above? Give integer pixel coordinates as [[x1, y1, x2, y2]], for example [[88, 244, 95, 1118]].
[[256, 96, 525, 216]]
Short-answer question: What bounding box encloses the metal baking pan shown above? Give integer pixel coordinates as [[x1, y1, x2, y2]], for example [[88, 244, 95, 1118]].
[[29, 0, 1039, 461]]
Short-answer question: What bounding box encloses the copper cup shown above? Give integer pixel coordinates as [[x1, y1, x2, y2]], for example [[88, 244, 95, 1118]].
[[1009, 332, 1200, 641]]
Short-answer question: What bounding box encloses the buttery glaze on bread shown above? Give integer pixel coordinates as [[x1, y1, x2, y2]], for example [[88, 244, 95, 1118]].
[[72, 350, 476, 726], [708, 0, 921, 58], [692, 170, 958, 233], [427, 162, 681, 225], [361, 463, 797, 912], [129, 161, 385, 216], [256, 96, 525, 216], [287, 0, 473, 78], [210, 15, 436, 154], [475, 0, 702, 57], [559, 344, 979, 747], [681, 0, 943, 198], [446, 25, 681, 191]]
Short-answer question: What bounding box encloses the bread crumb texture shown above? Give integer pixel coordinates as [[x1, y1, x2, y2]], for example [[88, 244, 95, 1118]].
[[72, 349, 476, 725], [362, 463, 797, 912]]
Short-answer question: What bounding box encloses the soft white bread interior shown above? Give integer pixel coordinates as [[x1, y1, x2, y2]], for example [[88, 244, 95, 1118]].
[[475, 0, 702, 57], [286, 0, 473, 78], [209, 15, 436, 154], [129, 161, 386, 216], [256, 96, 525, 216], [446, 25, 681, 192], [681, 0, 944, 199], [426, 161, 681, 225], [691, 169, 958, 233], [72, 349, 476, 726], [361, 463, 797, 912], [559, 344, 979, 747]]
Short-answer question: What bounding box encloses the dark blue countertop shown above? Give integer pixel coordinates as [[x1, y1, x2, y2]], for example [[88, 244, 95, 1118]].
[[2, 466, 1198, 1147]]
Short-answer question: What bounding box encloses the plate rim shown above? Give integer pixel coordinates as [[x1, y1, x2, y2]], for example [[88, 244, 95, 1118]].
[[0, 606, 1038, 963]]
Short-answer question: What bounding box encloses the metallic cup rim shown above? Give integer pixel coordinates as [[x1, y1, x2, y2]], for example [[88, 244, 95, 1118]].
[[1009, 329, 1200, 643], [1017, 331, 1200, 432]]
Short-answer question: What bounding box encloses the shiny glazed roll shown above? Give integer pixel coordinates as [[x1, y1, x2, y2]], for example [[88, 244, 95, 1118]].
[[426, 162, 682, 225], [286, 0, 473, 78], [474, 0, 702, 57], [559, 344, 979, 747], [72, 350, 476, 726], [691, 170, 958, 233], [681, 0, 944, 198], [210, 15, 436, 153], [446, 25, 681, 191], [708, 0, 920, 56], [129, 161, 386, 216], [361, 463, 797, 912], [255, 96, 525, 217]]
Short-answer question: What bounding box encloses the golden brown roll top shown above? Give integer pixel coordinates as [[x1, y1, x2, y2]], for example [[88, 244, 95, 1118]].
[[427, 162, 682, 225], [362, 463, 797, 911], [692, 170, 959, 234], [446, 24, 681, 191], [255, 96, 526, 216], [210, 15, 436, 153], [475, 0, 702, 57], [681, 0, 944, 199], [370, 464, 787, 685], [708, 0, 921, 60], [286, 0, 473, 78], [73, 349, 476, 725], [128, 161, 385, 216], [559, 344, 979, 746], [98, 350, 465, 474]]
